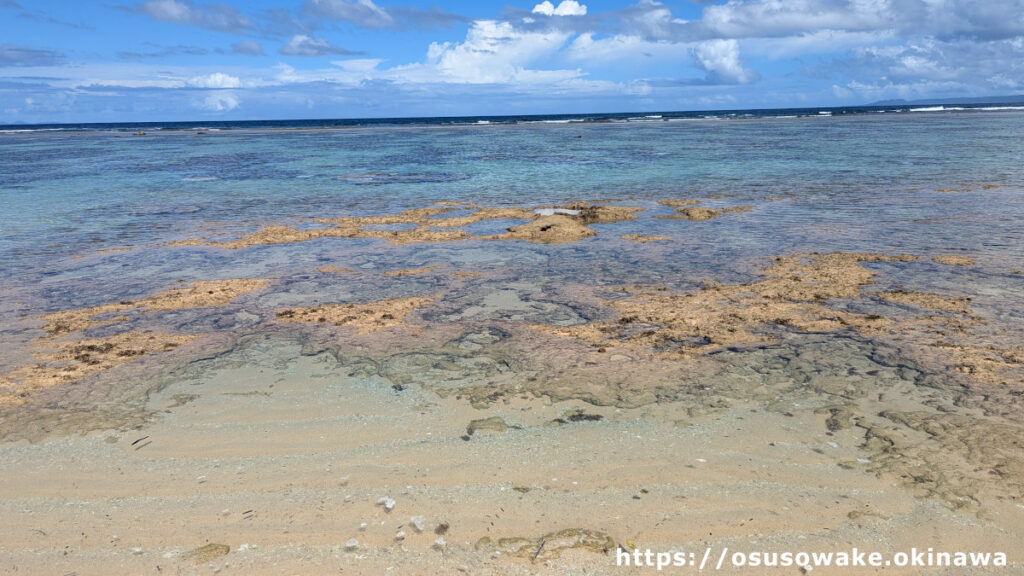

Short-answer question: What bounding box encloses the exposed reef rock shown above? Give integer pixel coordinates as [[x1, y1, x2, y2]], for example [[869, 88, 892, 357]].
[[170, 203, 643, 248], [0, 332, 194, 405], [657, 205, 753, 221], [275, 295, 438, 333]]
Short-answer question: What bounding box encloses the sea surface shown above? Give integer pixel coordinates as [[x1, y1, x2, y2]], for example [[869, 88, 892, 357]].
[[2, 105, 1024, 572]]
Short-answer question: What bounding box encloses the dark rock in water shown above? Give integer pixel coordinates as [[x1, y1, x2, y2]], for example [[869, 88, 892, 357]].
[[184, 543, 229, 562], [466, 416, 510, 436], [553, 410, 604, 424]]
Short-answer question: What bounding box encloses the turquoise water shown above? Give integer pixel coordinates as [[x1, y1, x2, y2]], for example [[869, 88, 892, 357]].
[[2, 110, 1023, 314], [1, 109, 1023, 502]]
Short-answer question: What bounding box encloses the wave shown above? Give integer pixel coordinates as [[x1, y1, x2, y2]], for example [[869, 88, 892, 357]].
[[909, 106, 967, 112], [337, 172, 471, 185]]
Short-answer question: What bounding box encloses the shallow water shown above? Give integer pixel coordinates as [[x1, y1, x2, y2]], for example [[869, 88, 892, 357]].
[[1, 110, 1023, 572]]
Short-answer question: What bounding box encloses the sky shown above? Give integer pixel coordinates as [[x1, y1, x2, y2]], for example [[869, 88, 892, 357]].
[[1, 0, 1023, 123]]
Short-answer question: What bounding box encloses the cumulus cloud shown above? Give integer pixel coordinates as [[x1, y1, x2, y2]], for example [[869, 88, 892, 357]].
[[188, 72, 242, 88], [279, 34, 363, 56], [416, 20, 579, 84], [199, 90, 239, 111], [0, 44, 63, 67], [693, 39, 758, 84], [132, 0, 254, 33], [532, 1, 587, 16]]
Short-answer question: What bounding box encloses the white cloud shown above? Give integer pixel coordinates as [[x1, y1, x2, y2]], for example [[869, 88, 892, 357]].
[[416, 20, 579, 84], [199, 90, 239, 111], [302, 0, 394, 29], [566, 33, 681, 62], [188, 72, 241, 88], [279, 34, 359, 56], [331, 58, 384, 73], [532, 0, 587, 17], [693, 39, 757, 84], [134, 0, 254, 33]]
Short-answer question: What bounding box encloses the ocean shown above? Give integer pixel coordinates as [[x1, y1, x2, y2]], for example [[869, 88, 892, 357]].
[[1, 105, 1023, 573]]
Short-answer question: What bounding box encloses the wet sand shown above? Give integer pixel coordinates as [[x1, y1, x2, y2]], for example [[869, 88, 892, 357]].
[[1, 197, 1023, 574]]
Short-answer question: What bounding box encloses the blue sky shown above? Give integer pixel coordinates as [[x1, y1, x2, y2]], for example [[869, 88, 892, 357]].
[[1, 0, 1022, 123]]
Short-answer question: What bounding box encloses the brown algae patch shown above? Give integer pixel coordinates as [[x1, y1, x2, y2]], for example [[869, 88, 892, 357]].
[[930, 343, 1024, 387], [534, 251, 1022, 391], [384, 266, 441, 277], [657, 205, 753, 221], [657, 199, 700, 207], [878, 290, 972, 314], [3, 277, 268, 403], [275, 295, 437, 333], [316, 266, 355, 274], [0, 331, 195, 405], [42, 278, 269, 336], [171, 203, 643, 248], [933, 254, 976, 266], [482, 204, 643, 244], [537, 253, 916, 358], [621, 234, 669, 243]]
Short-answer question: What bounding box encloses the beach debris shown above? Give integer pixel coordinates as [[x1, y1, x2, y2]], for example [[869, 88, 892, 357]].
[[345, 538, 358, 551], [434, 522, 450, 535], [410, 516, 427, 533], [377, 496, 396, 512], [434, 537, 447, 550], [395, 530, 406, 541]]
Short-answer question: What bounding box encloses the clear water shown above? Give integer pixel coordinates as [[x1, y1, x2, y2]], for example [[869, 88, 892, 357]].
[[1, 109, 1023, 424], [0, 111, 1020, 323]]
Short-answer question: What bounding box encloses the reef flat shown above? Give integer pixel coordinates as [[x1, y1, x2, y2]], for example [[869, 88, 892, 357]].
[[2, 114, 1023, 574]]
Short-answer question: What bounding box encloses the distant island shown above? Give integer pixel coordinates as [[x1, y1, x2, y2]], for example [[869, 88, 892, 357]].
[[872, 94, 1024, 106]]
